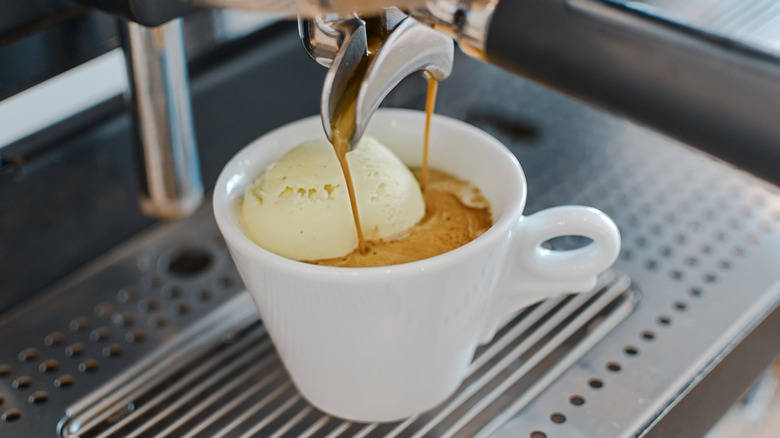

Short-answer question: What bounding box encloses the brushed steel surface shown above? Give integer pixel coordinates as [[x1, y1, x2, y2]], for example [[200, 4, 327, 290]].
[[0, 210, 245, 438], [624, 0, 780, 55], [459, 56, 780, 438], [59, 272, 635, 437]]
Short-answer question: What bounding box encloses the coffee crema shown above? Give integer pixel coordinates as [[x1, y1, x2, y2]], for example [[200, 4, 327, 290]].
[[307, 167, 492, 267]]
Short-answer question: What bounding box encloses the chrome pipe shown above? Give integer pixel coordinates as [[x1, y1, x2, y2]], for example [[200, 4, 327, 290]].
[[120, 18, 203, 219]]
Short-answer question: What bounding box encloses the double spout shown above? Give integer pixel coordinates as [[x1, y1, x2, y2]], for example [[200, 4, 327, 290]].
[[301, 9, 454, 149]]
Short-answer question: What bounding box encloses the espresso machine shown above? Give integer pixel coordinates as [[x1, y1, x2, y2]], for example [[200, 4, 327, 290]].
[[2, 0, 780, 437]]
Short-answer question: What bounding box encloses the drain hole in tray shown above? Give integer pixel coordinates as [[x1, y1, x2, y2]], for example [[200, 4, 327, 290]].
[[165, 247, 213, 276]]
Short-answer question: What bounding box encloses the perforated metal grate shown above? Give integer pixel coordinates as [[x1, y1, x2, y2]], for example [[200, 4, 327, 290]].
[[0, 212, 245, 438], [59, 272, 635, 438], [443, 57, 780, 437], [620, 0, 780, 55]]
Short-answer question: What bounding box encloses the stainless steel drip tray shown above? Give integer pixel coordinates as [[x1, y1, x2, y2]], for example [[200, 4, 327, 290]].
[[5, 33, 780, 437], [0, 203, 637, 438], [3, 109, 780, 437], [0, 210, 247, 437], [59, 272, 636, 438]]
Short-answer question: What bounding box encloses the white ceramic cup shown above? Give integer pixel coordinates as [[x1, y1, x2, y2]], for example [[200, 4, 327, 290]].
[[213, 109, 621, 423]]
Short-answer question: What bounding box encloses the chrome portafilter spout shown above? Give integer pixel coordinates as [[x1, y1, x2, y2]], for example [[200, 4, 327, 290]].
[[300, 9, 454, 149]]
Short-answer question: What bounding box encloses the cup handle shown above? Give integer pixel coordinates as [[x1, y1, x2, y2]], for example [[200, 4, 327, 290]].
[[478, 206, 621, 344]]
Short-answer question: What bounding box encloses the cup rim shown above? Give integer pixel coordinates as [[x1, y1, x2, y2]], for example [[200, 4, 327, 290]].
[[213, 108, 527, 281]]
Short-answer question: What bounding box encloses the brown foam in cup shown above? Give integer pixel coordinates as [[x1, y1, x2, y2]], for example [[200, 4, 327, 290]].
[[307, 167, 492, 267]]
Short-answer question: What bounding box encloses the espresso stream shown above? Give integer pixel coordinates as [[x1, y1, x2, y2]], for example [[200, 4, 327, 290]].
[[421, 74, 438, 191], [308, 168, 492, 267], [330, 71, 369, 254], [330, 16, 443, 254], [324, 19, 491, 266]]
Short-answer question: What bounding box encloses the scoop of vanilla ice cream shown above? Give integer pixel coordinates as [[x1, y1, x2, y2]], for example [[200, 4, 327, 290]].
[[240, 136, 425, 261]]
